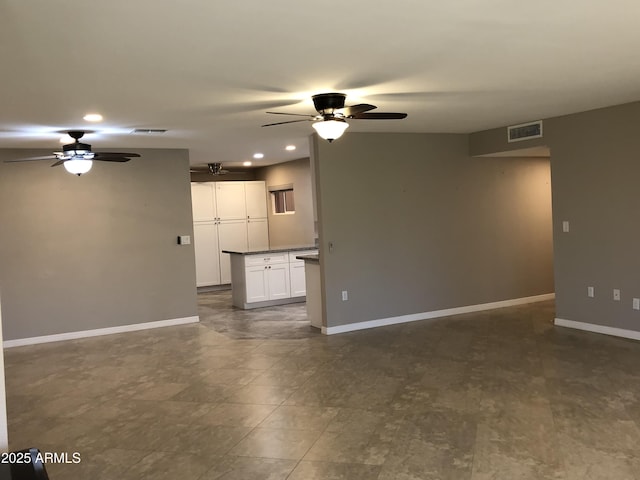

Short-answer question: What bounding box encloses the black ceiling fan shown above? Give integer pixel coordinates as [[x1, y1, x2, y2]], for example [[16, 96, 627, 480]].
[[262, 93, 408, 142], [190, 163, 247, 176], [5, 130, 141, 175]]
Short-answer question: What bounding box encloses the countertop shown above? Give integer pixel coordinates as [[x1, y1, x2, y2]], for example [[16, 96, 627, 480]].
[[295, 254, 319, 263], [222, 245, 318, 255]]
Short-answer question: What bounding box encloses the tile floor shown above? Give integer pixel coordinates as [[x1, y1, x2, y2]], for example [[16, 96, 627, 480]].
[[4, 292, 640, 479]]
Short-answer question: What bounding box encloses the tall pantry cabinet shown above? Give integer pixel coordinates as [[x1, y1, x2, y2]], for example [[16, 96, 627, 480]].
[[191, 181, 269, 286]]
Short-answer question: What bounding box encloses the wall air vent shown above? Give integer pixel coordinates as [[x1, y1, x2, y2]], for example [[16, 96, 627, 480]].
[[132, 129, 167, 134], [507, 121, 542, 143]]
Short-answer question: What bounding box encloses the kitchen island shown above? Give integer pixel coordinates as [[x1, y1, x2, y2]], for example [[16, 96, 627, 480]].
[[223, 246, 318, 309], [296, 254, 321, 329]]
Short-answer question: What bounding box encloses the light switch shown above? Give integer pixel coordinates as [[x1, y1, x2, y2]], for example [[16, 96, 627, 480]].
[[177, 235, 191, 245], [562, 221, 570, 233], [587, 286, 594, 298], [613, 289, 621, 301]]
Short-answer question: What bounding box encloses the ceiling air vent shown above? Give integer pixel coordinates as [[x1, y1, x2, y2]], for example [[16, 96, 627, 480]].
[[132, 129, 167, 134], [507, 121, 542, 143]]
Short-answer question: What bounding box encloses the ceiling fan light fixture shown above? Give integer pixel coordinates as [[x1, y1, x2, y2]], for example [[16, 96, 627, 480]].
[[63, 159, 93, 176], [312, 118, 349, 143], [55, 151, 94, 160]]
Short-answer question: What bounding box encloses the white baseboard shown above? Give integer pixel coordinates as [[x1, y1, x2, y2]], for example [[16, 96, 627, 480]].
[[322, 293, 555, 335], [554, 317, 640, 342], [3, 316, 200, 348]]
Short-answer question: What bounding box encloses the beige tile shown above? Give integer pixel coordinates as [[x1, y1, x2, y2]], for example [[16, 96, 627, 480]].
[[288, 460, 382, 480], [170, 382, 240, 403], [259, 405, 339, 430], [115, 381, 190, 401], [199, 456, 297, 480], [200, 368, 261, 385], [223, 384, 298, 405], [44, 448, 146, 480], [7, 294, 640, 479], [202, 403, 277, 427], [120, 451, 214, 480], [228, 427, 322, 460]]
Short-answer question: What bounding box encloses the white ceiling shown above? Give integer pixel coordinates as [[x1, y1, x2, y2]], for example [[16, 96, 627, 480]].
[[2, 1, 640, 167]]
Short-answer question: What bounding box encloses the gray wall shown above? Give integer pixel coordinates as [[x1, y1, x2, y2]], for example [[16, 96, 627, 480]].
[[471, 101, 640, 332], [0, 148, 198, 341], [255, 158, 315, 248], [312, 132, 554, 328]]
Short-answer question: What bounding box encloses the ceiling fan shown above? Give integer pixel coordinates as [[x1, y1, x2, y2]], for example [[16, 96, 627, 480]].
[[190, 163, 247, 176], [262, 92, 408, 142], [5, 130, 141, 176]]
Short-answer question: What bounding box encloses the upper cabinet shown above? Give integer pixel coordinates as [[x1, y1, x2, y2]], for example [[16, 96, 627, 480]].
[[191, 183, 216, 221], [245, 181, 268, 219], [215, 182, 247, 220]]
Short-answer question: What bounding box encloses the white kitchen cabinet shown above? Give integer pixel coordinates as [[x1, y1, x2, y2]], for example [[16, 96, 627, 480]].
[[288, 250, 317, 297], [191, 183, 216, 221], [242, 257, 290, 303], [247, 218, 269, 250], [245, 181, 268, 219], [245, 265, 269, 303], [267, 263, 291, 300], [191, 181, 269, 286], [289, 261, 307, 297], [216, 182, 247, 219], [193, 222, 220, 286]]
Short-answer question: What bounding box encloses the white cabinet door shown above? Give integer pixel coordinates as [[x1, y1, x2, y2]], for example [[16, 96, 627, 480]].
[[247, 218, 269, 250], [218, 219, 248, 284], [267, 263, 291, 300], [289, 261, 306, 297], [216, 182, 246, 220], [191, 183, 216, 221], [193, 222, 220, 286], [245, 181, 268, 219], [245, 265, 269, 303]]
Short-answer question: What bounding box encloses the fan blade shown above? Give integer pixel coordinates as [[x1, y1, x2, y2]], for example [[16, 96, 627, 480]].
[[4, 155, 54, 163], [93, 152, 141, 158], [94, 157, 131, 163], [262, 119, 314, 127], [51, 159, 65, 167], [265, 111, 316, 117], [340, 104, 377, 117], [350, 112, 408, 120]]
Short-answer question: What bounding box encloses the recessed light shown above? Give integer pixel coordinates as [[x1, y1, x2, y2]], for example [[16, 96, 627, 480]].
[[83, 113, 103, 122], [253, 153, 264, 159], [243, 161, 252, 167], [285, 145, 296, 151]]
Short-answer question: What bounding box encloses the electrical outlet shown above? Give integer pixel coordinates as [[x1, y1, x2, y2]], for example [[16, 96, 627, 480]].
[[613, 289, 621, 301], [341, 290, 348, 301], [587, 286, 594, 298], [633, 298, 640, 310]]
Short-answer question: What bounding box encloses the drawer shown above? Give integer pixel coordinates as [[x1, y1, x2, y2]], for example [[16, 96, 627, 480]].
[[289, 250, 318, 263], [245, 253, 289, 266]]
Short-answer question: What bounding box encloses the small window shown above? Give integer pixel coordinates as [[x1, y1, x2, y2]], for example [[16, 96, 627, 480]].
[[272, 188, 295, 214]]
